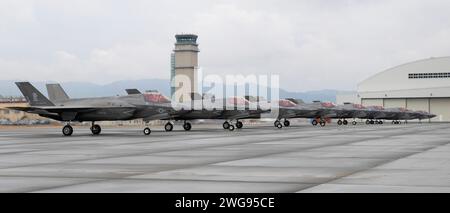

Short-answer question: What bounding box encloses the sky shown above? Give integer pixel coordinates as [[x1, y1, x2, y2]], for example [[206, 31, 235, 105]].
[[1, 0, 450, 92]]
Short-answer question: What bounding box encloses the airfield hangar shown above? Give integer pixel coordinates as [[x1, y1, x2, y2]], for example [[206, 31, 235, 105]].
[[357, 56, 450, 122]]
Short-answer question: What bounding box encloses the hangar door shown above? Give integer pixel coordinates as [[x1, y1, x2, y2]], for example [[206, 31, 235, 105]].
[[361, 99, 383, 107], [384, 99, 406, 108], [406, 99, 430, 122], [407, 99, 429, 112], [430, 98, 450, 122]]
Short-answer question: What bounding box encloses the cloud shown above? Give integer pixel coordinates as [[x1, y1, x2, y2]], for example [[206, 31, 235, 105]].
[[0, 0, 450, 91]]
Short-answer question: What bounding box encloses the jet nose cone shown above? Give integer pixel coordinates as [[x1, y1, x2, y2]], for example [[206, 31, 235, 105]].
[[430, 114, 437, 118]]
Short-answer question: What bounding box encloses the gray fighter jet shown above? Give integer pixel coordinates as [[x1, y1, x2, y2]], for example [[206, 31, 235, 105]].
[[248, 98, 337, 128], [8, 82, 175, 136], [326, 103, 368, 126], [382, 108, 436, 124], [124, 90, 269, 131]]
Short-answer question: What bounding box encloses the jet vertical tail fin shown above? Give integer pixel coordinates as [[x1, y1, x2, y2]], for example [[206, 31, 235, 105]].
[[15, 82, 55, 106], [286, 98, 305, 104], [46, 83, 70, 102]]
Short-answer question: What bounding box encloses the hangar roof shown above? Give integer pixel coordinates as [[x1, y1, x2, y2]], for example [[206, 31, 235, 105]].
[[357, 57, 450, 98]]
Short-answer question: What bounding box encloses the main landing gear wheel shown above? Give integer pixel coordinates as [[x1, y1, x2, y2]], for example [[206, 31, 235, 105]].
[[311, 120, 318, 126], [276, 123, 283, 129], [228, 125, 235, 131], [143, 127, 151, 135], [62, 125, 73, 136], [370, 120, 375, 125], [164, 122, 173, 132], [183, 122, 192, 131], [90, 124, 101, 135], [223, 121, 230, 129], [274, 120, 281, 127], [236, 121, 243, 129], [319, 121, 326, 127], [337, 120, 343, 125], [366, 120, 370, 125], [352, 121, 357, 125], [343, 120, 348, 125], [283, 120, 291, 127]]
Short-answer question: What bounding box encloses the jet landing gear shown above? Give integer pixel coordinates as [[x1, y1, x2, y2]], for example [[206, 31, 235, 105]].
[[274, 120, 283, 129], [274, 119, 291, 129], [312, 118, 326, 127], [319, 120, 326, 127], [164, 122, 174, 132], [90, 122, 101, 135], [62, 124, 73, 136], [223, 121, 240, 131], [337, 119, 348, 126], [392, 120, 402, 125], [143, 127, 151, 135], [142, 121, 151, 135], [236, 121, 243, 129], [283, 119, 291, 127], [183, 121, 192, 131], [223, 121, 231, 129]]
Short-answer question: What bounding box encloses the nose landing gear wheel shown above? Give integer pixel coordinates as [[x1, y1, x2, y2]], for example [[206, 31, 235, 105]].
[[236, 121, 243, 129], [90, 124, 101, 135], [283, 120, 290, 127], [62, 125, 73, 136], [143, 127, 151, 135], [183, 122, 192, 131], [223, 122, 230, 129], [164, 122, 173, 132]]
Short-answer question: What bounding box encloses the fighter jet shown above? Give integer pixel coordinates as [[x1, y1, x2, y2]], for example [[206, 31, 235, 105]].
[[124, 90, 269, 131], [357, 106, 389, 124], [246, 98, 337, 128], [382, 108, 436, 124], [326, 103, 367, 126], [284, 100, 338, 127], [8, 82, 175, 136]]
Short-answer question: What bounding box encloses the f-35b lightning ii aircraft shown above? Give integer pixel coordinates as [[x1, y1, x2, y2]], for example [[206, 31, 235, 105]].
[[8, 82, 175, 136], [124, 89, 269, 131]]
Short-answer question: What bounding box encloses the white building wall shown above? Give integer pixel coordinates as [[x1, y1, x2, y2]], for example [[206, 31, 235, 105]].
[[357, 57, 450, 122]]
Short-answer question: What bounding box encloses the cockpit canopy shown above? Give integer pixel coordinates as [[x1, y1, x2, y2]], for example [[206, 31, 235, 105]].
[[279, 99, 297, 107], [143, 93, 171, 104], [321, 102, 336, 108], [227, 97, 251, 106], [353, 104, 365, 109]]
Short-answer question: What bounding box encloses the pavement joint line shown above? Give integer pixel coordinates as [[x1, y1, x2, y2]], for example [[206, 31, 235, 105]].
[[295, 140, 450, 192], [0, 124, 448, 192], [32, 126, 449, 192]]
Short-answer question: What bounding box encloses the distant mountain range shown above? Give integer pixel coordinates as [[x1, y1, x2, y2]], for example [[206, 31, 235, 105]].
[[0, 79, 340, 103]]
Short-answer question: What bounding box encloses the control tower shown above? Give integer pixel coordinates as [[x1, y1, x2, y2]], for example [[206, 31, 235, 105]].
[[171, 34, 200, 102]]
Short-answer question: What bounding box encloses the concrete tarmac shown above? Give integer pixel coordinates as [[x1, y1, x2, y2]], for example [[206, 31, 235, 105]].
[[0, 123, 449, 193]]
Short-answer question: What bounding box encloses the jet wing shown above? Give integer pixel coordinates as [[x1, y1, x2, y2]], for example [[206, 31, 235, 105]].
[[8, 106, 98, 113], [143, 113, 172, 121], [7, 106, 135, 114]]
